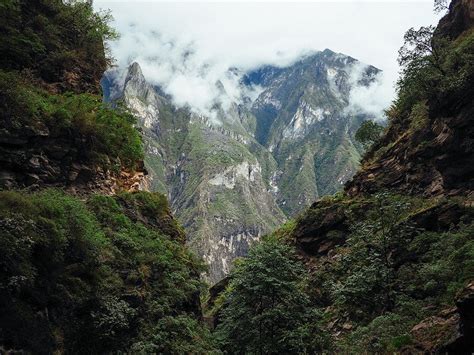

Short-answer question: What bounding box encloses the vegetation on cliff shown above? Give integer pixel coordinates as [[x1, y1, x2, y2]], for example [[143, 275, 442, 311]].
[[0, 1, 214, 353], [0, 0, 116, 93], [0, 190, 214, 353], [215, 237, 329, 353], [213, 0, 474, 352]]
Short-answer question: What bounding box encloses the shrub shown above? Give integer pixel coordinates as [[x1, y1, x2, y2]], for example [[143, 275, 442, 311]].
[[0, 189, 212, 353], [216, 237, 327, 354]]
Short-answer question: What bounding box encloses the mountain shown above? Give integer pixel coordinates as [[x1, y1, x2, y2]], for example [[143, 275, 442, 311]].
[[0, 1, 213, 353], [103, 50, 380, 282], [208, 0, 474, 352], [247, 49, 380, 214]]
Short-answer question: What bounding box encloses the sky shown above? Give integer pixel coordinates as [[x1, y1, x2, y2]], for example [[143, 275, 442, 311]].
[[94, 0, 443, 118]]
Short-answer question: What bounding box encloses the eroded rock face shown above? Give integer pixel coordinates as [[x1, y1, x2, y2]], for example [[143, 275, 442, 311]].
[[345, 104, 474, 198], [292, 199, 351, 256], [0, 122, 146, 195], [405, 282, 474, 354]]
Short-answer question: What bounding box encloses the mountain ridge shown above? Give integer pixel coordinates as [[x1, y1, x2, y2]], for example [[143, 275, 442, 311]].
[[104, 49, 382, 282]]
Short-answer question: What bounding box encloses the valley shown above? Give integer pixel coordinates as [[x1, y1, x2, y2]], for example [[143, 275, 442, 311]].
[[103, 50, 380, 281]]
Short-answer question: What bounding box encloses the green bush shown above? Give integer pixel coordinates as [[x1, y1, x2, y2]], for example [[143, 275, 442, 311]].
[[0, 0, 117, 91], [0, 70, 143, 169], [0, 189, 212, 353], [355, 120, 384, 150]]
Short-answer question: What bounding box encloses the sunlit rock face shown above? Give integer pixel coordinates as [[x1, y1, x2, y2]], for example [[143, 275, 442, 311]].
[[245, 49, 380, 215], [102, 49, 380, 283]]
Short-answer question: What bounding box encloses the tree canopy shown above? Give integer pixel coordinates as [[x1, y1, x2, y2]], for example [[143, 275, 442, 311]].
[[355, 120, 384, 150]]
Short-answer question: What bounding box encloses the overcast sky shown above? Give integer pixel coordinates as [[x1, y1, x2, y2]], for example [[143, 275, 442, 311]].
[[94, 0, 443, 117]]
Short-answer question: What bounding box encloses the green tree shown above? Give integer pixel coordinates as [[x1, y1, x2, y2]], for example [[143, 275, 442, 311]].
[[331, 193, 419, 319], [355, 120, 384, 150], [215, 237, 313, 354]]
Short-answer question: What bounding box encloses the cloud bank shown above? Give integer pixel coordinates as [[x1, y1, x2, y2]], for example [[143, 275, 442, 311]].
[[344, 62, 394, 121], [95, 1, 441, 118]]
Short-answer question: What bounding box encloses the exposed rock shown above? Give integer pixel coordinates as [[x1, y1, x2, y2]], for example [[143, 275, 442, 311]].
[[406, 282, 474, 354], [204, 276, 230, 329], [0, 124, 147, 195], [292, 199, 351, 256]]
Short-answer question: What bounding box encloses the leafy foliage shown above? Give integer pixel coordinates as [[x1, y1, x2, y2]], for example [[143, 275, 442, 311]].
[[388, 19, 474, 122], [0, 0, 117, 92], [434, 0, 449, 14], [355, 120, 384, 150], [0, 190, 213, 353], [215, 237, 328, 354], [330, 193, 420, 319]]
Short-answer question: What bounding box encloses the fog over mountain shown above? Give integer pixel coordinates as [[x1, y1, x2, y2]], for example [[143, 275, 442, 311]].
[[95, 1, 441, 119]]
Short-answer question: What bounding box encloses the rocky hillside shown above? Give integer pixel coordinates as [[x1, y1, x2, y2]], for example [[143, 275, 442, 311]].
[[104, 50, 381, 282], [207, 0, 474, 353], [0, 1, 213, 353], [284, 0, 474, 352]]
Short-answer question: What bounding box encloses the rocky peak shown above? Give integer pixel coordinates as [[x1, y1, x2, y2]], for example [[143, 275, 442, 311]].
[[107, 50, 383, 281], [123, 62, 148, 97]]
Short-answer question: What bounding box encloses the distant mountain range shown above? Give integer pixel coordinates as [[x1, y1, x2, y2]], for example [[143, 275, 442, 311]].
[[102, 49, 381, 282]]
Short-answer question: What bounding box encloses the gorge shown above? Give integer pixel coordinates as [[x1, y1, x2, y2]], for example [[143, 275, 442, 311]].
[[102, 50, 381, 282], [0, 0, 472, 353]]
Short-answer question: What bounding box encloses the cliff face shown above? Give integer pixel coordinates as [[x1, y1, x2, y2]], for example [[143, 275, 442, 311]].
[[0, 1, 211, 353], [346, 0, 474, 199], [285, 1, 474, 352], [104, 51, 380, 282]]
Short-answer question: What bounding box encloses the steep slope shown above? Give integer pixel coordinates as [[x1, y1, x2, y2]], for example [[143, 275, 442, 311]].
[[105, 51, 381, 282], [281, 0, 474, 352], [0, 1, 213, 353], [103, 64, 286, 283]]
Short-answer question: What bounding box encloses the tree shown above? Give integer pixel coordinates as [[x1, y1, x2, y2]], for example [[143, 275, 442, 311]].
[[215, 237, 314, 354], [331, 193, 419, 319], [355, 120, 384, 150], [434, 0, 449, 14]]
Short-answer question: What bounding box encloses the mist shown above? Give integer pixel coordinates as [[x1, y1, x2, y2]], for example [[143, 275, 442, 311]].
[[95, 1, 441, 118]]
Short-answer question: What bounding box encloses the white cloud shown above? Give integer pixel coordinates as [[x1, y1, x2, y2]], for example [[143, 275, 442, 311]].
[[344, 62, 394, 121], [95, 1, 442, 117]]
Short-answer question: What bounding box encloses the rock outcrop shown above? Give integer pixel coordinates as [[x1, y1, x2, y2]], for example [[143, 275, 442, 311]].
[[0, 121, 146, 195]]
